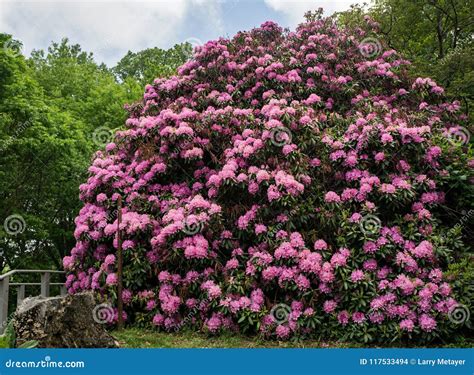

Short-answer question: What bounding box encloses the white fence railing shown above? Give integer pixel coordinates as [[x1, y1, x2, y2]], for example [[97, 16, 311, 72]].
[[0, 269, 65, 334]]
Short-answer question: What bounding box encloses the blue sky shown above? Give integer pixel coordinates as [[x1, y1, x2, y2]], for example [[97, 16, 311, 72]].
[[0, 0, 364, 66]]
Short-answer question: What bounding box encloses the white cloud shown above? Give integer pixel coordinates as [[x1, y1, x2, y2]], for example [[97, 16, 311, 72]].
[[0, 0, 362, 66], [0, 0, 219, 65], [264, 0, 362, 27]]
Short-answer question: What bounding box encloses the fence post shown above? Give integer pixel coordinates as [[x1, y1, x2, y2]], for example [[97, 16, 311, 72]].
[[41, 272, 50, 297], [0, 276, 9, 334], [117, 195, 124, 330], [17, 285, 25, 306], [60, 285, 67, 296]]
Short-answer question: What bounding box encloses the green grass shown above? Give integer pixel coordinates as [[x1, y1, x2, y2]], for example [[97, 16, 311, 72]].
[[0, 336, 8, 348], [112, 328, 359, 348], [112, 328, 474, 348], [2, 326, 472, 349]]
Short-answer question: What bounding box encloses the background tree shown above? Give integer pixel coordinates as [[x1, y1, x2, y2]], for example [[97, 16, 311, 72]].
[[1, 35, 189, 271], [113, 44, 192, 86], [336, 0, 474, 121], [29, 39, 142, 132], [0, 34, 91, 270]]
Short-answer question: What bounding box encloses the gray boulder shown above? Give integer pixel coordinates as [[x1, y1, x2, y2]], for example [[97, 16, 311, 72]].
[[13, 292, 118, 348]]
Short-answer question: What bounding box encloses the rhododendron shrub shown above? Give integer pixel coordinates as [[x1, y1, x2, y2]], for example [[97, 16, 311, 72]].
[[64, 14, 473, 344]]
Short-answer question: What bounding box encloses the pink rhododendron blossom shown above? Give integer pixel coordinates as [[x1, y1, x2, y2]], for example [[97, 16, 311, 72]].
[[106, 273, 118, 286]]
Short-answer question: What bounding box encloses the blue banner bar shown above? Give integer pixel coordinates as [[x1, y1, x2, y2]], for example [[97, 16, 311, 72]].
[[0, 348, 472, 375]]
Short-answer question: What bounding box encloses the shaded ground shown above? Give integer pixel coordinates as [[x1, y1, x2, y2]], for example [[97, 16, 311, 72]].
[[112, 328, 474, 349], [112, 328, 358, 348], [1, 327, 471, 348]]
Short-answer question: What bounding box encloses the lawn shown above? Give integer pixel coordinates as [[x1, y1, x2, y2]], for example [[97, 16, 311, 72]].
[[1, 327, 471, 348], [111, 328, 474, 349], [112, 328, 359, 348]]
